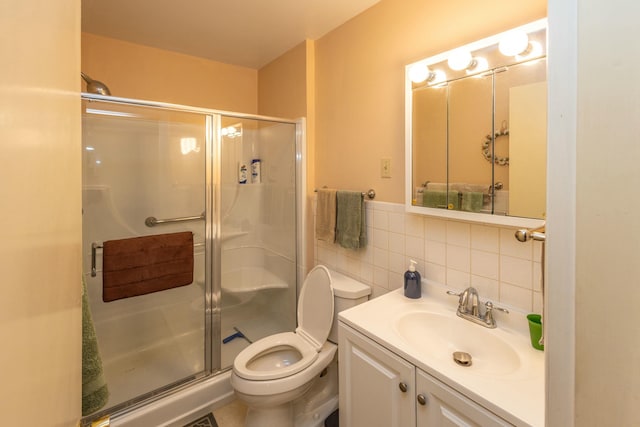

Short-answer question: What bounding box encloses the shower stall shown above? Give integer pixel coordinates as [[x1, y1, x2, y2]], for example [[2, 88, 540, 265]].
[[81, 95, 303, 425]]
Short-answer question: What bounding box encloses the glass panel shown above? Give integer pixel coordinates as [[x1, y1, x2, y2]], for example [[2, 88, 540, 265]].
[[494, 59, 547, 218], [448, 73, 493, 213], [411, 84, 447, 207], [218, 116, 298, 368], [81, 100, 208, 413]]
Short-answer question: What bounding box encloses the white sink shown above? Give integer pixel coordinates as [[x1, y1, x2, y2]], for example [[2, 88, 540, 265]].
[[393, 311, 521, 376]]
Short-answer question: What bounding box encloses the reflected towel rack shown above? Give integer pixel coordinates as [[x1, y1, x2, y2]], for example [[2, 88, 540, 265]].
[[314, 187, 376, 199], [90, 239, 203, 277], [145, 212, 205, 227]]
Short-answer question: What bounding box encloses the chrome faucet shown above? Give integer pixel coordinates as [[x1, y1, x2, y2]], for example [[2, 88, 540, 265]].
[[447, 287, 509, 328]]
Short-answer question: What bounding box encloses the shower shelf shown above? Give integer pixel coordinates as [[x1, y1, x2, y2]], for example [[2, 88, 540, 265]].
[[222, 267, 288, 294]]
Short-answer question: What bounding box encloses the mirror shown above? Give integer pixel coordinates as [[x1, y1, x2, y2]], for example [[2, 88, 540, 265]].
[[405, 19, 547, 226]]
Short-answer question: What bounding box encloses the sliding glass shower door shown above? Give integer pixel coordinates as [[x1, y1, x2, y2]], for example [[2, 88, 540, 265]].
[[81, 97, 300, 424], [82, 100, 211, 415]]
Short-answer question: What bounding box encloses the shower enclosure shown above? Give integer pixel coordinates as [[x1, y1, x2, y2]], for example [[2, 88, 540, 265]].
[[81, 95, 302, 424]]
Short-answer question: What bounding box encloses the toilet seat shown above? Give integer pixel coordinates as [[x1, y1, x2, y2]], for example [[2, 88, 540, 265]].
[[232, 265, 334, 382], [233, 332, 318, 381]]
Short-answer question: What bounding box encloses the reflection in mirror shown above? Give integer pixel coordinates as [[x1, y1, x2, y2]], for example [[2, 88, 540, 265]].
[[406, 19, 547, 224]]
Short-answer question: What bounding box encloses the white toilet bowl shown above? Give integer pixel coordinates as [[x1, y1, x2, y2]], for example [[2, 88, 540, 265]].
[[230, 265, 370, 427]]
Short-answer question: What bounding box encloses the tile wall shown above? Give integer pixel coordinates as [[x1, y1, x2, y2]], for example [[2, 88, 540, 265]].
[[314, 200, 543, 314]]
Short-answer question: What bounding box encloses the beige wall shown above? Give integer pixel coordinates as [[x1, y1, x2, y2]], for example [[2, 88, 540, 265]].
[[314, 0, 546, 203], [0, 0, 81, 425], [82, 33, 258, 113], [258, 39, 316, 274], [258, 41, 307, 119], [574, 0, 640, 424]]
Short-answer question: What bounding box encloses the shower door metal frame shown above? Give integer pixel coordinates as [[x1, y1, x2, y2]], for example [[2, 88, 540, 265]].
[[81, 93, 303, 426]]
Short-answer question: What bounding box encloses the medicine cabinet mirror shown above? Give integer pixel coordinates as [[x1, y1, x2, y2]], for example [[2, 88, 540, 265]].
[[405, 19, 547, 227]]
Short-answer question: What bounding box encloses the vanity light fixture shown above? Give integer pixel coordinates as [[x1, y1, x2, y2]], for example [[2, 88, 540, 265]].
[[498, 29, 530, 57], [447, 49, 474, 71], [516, 40, 544, 61], [408, 63, 430, 83], [409, 63, 447, 85], [466, 56, 489, 75], [427, 69, 447, 86]]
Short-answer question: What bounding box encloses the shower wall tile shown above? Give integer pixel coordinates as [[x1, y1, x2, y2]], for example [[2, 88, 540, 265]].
[[313, 200, 543, 314]]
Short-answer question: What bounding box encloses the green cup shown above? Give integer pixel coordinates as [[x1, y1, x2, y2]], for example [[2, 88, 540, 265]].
[[527, 314, 544, 351]]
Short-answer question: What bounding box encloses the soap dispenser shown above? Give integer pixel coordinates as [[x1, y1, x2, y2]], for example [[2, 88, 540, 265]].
[[404, 259, 422, 299]]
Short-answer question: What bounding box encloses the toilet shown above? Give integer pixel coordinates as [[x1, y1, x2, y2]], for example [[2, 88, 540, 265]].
[[230, 265, 370, 427]]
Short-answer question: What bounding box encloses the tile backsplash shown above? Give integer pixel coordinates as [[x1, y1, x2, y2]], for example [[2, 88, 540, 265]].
[[314, 200, 543, 314]]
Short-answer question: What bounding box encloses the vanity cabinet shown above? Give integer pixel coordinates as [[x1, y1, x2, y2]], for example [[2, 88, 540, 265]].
[[339, 323, 415, 426], [339, 323, 512, 427], [416, 369, 511, 426]]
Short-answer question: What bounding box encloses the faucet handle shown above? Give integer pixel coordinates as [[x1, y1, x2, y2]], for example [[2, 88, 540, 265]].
[[483, 301, 509, 327], [485, 301, 509, 314]]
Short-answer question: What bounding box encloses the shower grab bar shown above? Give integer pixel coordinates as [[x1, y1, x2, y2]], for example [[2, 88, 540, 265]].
[[90, 240, 204, 277], [314, 187, 376, 199], [145, 212, 205, 227]]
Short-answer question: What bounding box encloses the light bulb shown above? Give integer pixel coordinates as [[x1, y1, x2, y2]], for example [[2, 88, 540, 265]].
[[499, 30, 529, 56], [447, 49, 473, 71], [409, 63, 430, 83]]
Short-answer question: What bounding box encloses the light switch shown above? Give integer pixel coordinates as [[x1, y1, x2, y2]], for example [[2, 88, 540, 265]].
[[381, 158, 391, 178]]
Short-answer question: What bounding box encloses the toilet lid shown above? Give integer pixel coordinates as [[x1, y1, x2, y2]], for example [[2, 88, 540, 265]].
[[296, 265, 334, 351]]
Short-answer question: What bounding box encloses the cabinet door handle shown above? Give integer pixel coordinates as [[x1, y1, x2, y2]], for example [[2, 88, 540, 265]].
[[417, 394, 427, 406], [399, 382, 408, 393]]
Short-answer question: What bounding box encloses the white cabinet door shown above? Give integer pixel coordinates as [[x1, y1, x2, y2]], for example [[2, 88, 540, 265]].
[[416, 368, 512, 427], [339, 323, 416, 427]]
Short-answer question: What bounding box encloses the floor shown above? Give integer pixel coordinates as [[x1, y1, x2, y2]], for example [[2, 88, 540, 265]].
[[212, 400, 247, 427]]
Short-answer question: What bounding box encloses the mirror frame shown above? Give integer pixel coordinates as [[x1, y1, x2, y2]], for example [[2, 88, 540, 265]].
[[404, 19, 547, 228]]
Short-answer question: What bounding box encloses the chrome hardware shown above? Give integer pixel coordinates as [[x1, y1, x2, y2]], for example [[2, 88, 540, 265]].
[[514, 225, 546, 242], [145, 212, 205, 227], [314, 187, 376, 199], [91, 242, 103, 277], [447, 287, 508, 328], [399, 382, 408, 393], [417, 394, 427, 405]]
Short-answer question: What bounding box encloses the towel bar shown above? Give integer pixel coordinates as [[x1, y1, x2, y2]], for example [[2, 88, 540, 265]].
[[145, 212, 205, 227], [314, 188, 376, 199]]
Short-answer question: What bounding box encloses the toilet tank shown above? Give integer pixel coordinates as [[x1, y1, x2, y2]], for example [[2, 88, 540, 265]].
[[327, 269, 371, 344]]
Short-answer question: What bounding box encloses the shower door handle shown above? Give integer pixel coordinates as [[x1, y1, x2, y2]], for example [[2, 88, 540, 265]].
[[91, 242, 103, 277]]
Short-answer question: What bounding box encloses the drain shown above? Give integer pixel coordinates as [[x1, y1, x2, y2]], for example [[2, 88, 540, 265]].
[[452, 351, 472, 367]]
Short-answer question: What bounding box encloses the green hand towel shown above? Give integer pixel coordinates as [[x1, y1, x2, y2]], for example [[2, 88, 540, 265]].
[[336, 191, 366, 249], [461, 192, 484, 212], [423, 190, 460, 210], [82, 275, 109, 415]]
